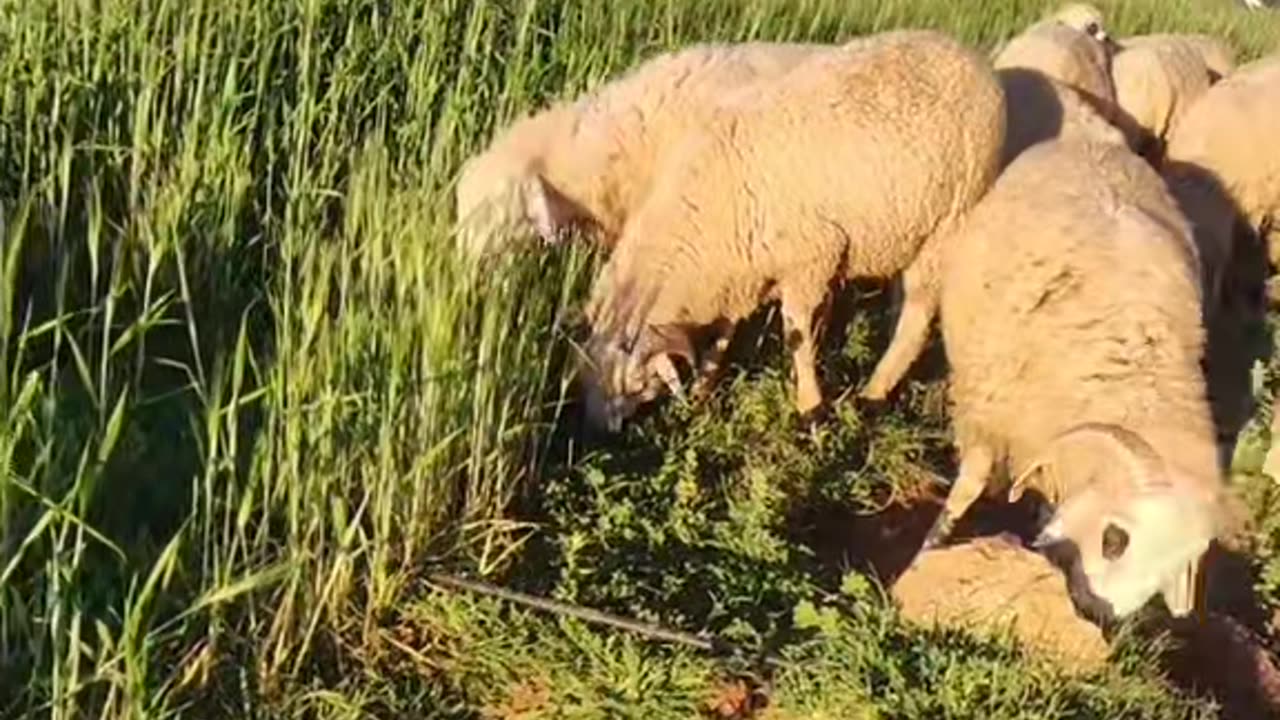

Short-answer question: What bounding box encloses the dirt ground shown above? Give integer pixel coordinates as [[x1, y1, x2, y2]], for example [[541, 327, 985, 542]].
[[800, 474, 1280, 718]]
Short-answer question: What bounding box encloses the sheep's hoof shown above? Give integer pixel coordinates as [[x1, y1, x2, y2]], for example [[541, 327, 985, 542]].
[[796, 404, 830, 433], [858, 393, 893, 415], [858, 383, 888, 401]]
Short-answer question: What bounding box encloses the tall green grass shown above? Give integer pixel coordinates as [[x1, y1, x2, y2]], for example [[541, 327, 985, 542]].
[[0, 0, 1277, 717]]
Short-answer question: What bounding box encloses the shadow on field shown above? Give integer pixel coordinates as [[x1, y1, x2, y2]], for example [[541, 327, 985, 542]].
[[1, 182, 272, 647], [512, 275, 959, 636], [1164, 159, 1275, 468]]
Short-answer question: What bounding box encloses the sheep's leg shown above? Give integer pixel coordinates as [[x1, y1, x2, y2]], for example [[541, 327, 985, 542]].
[[919, 444, 995, 551], [690, 323, 733, 401], [861, 246, 940, 401], [780, 286, 829, 418], [1263, 393, 1280, 484]]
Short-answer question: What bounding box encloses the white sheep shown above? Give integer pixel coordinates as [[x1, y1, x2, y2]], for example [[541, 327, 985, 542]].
[[578, 29, 1006, 431], [993, 13, 1116, 106], [928, 137, 1229, 621], [453, 41, 824, 260], [1109, 39, 1213, 163], [1040, 2, 1110, 44], [997, 67, 1128, 167], [1175, 54, 1280, 483], [1120, 34, 1236, 83], [1162, 53, 1280, 314]]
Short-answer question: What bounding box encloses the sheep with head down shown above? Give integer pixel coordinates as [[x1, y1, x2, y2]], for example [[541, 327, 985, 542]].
[[1110, 39, 1213, 164], [1162, 53, 1280, 482], [1121, 34, 1236, 83], [1041, 2, 1111, 45], [990, 8, 1133, 167], [1163, 53, 1280, 285], [577, 29, 1006, 432], [453, 41, 824, 261], [927, 136, 1231, 623], [993, 9, 1116, 106]]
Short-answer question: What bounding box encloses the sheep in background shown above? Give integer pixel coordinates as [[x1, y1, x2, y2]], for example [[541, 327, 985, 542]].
[[928, 137, 1229, 622], [1037, 3, 1111, 45], [992, 18, 1140, 164], [993, 21, 1116, 105], [578, 30, 1006, 431], [453, 41, 825, 260], [1121, 34, 1236, 83], [1110, 40, 1213, 163], [1162, 53, 1280, 312], [1167, 53, 1280, 482], [1039, 2, 1232, 83]]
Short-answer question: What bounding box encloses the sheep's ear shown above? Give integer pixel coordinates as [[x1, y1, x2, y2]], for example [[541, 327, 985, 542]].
[[521, 174, 578, 244]]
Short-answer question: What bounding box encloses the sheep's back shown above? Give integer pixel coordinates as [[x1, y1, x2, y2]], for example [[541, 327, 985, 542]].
[[942, 139, 1209, 472], [719, 29, 1006, 278], [1124, 34, 1235, 81], [1111, 42, 1211, 144], [551, 42, 828, 237], [994, 24, 1115, 104], [1165, 58, 1280, 225]]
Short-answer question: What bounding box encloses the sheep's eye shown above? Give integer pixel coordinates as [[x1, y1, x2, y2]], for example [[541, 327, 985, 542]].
[[1102, 523, 1129, 560], [1086, 22, 1100, 36]]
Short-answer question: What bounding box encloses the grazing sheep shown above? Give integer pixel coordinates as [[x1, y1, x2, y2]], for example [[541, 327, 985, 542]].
[[453, 41, 825, 259], [578, 30, 1006, 431], [1041, 2, 1110, 45], [1109, 40, 1212, 163], [1163, 54, 1280, 303], [1121, 34, 1236, 83], [993, 18, 1116, 106], [998, 67, 1128, 166], [928, 137, 1228, 621]]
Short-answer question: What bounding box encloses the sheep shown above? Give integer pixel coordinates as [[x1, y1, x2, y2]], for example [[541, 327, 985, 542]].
[[1120, 34, 1236, 83], [1108, 39, 1213, 164], [1162, 54, 1280, 312], [576, 29, 1006, 431], [453, 41, 825, 260], [1040, 2, 1110, 45], [997, 67, 1128, 167], [926, 137, 1229, 621], [993, 15, 1116, 106], [1188, 55, 1280, 483]]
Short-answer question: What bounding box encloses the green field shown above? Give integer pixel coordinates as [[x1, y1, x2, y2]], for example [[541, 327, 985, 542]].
[[3, 0, 1280, 717]]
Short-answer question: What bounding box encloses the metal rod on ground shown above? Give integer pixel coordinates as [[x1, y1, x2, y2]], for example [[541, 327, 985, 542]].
[[426, 572, 784, 669]]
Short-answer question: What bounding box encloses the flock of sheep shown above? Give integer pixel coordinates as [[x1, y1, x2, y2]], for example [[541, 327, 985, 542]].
[[453, 5, 1280, 634]]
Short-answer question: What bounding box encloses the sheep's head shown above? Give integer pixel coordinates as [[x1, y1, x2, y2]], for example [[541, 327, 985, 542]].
[[454, 168, 587, 261], [578, 323, 695, 433], [1050, 3, 1110, 45], [1011, 423, 1220, 622]]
